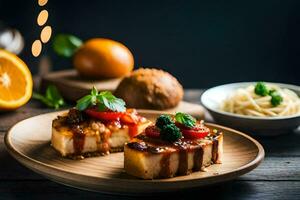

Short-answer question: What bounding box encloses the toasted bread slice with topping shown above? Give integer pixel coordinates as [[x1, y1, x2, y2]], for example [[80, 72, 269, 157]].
[[124, 130, 223, 179], [52, 109, 151, 159]]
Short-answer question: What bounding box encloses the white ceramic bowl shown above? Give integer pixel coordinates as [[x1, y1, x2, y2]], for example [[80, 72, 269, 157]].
[[200, 82, 300, 136]]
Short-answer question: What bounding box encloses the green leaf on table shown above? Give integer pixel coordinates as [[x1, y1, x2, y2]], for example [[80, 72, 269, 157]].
[[32, 85, 66, 109], [52, 34, 83, 58], [32, 93, 53, 108]]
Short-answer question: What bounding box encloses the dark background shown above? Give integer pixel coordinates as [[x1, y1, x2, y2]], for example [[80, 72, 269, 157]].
[[0, 0, 299, 88]]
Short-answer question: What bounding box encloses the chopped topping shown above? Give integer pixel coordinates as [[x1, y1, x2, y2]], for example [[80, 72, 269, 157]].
[[155, 114, 173, 129], [160, 124, 182, 142], [76, 87, 126, 112], [127, 142, 148, 151], [149, 113, 209, 142], [120, 110, 140, 124], [153, 114, 183, 142], [255, 82, 269, 96], [174, 112, 196, 128], [145, 125, 160, 138], [90, 121, 106, 132], [66, 108, 84, 124]]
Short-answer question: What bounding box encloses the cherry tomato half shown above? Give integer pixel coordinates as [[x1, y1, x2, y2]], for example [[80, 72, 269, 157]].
[[181, 125, 210, 139], [85, 108, 123, 121]]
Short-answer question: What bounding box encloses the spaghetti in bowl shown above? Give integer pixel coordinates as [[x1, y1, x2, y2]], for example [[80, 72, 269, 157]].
[[201, 82, 300, 136], [221, 83, 300, 117]]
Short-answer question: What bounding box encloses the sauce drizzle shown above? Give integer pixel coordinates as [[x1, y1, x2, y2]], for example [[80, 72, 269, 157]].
[[71, 125, 85, 154], [193, 147, 204, 171], [159, 153, 171, 178], [178, 148, 189, 175], [212, 139, 219, 162]]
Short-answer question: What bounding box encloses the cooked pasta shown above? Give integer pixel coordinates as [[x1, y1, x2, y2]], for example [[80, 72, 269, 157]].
[[221, 84, 300, 117]]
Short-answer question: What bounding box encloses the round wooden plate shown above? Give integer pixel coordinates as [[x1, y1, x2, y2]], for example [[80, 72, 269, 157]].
[[5, 111, 264, 195]]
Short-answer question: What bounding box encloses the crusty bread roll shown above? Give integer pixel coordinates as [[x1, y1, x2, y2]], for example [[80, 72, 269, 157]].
[[114, 68, 183, 110]]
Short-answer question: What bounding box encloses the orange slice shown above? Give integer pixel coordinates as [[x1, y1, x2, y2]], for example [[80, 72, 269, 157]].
[[0, 49, 33, 110]]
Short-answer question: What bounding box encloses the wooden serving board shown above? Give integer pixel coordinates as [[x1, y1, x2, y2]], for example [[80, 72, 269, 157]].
[[5, 111, 264, 194], [40, 70, 122, 101], [40, 70, 205, 118]]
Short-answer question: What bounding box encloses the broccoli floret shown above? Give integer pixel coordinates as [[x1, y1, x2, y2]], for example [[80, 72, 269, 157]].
[[155, 114, 173, 129], [269, 90, 283, 106], [255, 82, 269, 96], [160, 124, 182, 142]]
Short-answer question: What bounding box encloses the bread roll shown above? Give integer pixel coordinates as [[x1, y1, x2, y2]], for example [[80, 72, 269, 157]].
[[114, 68, 183, 110]]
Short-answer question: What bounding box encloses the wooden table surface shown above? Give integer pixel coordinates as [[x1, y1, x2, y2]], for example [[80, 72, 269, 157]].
[[0, 89, 299, 200]]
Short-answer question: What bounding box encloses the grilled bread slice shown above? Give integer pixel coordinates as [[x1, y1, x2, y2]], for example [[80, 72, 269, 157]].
[[124, 130, 223, 179], [52, 109, 151, 159]]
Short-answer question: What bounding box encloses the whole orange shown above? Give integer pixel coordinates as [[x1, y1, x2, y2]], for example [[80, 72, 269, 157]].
[[73, 38, 134, 78]]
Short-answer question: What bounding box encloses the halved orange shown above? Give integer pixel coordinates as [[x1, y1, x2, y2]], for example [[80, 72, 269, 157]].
[[0, 49, 33, 110]]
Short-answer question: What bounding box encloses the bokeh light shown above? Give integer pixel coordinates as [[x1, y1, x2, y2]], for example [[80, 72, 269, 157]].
[[31, 39, 42, 57], [37, 10, 48, 26], [38, 0, 48, 6], [40, 26, 52, 43]]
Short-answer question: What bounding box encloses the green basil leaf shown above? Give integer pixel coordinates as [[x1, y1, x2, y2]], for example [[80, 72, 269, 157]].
[[75, 88, 126, 112], [107, 98, 126, 112], [97, 103, 106, 111], [91, 86, 98, 96], [97, 91, 126, 112], [175, 112, 196, 128], [76, 95, 92, 111], [52, 34, 82, 58]]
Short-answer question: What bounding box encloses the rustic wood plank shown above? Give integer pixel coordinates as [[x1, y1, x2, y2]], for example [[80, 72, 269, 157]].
[[259, 130, 300, 156], [0, 180, 299, 200], [241, 157, 300, 181]]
